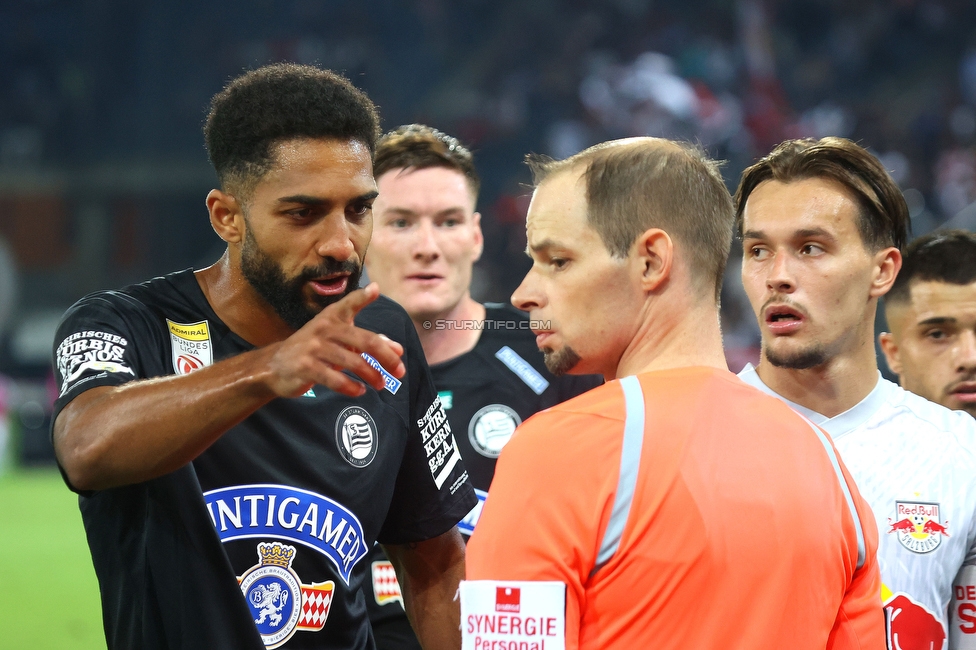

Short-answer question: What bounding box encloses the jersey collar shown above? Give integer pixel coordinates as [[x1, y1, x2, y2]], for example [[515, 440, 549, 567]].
[[737, 363, 895, 439]]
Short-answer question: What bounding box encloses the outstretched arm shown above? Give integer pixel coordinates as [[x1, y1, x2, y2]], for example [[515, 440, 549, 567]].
[[383, 528, 466, 650], [54, 284, 404, 491]]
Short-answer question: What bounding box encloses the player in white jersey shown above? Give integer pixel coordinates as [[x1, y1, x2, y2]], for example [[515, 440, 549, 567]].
[[878, 230, 976, 647], [734, 136, 976, 650], [880, 230, 976, 420]]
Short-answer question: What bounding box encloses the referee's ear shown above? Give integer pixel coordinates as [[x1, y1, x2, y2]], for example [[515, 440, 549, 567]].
[[636, 227, 673, 294], [206, 189, 245, 244]]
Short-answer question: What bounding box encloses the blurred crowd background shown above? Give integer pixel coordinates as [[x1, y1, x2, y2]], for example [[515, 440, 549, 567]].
[[2, 0, 976, 470]]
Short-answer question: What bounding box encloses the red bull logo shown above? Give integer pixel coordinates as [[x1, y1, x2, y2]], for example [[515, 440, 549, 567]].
[[888, 501, 949, 553], [884, 589, 946, 650], [922, 520, 949, 536]]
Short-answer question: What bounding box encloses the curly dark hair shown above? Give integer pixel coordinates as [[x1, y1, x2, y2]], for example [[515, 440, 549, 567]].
[[204, 63, 380, 198], [373, 124, 480, 197]]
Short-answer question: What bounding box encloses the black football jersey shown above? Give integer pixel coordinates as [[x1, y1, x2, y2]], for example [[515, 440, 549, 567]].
[[364, 304, 602, 648], [51, 269, 476, 650], [432, 304, 603, 497]]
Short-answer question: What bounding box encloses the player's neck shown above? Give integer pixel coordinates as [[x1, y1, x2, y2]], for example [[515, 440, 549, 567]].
[[755, 342, 880, 419], [195, 252, 295, 347], [615, 296, 728, 379], [413, 296, 486, 366]]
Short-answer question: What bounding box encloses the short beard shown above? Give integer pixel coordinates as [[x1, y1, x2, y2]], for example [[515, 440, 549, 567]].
[[764, 342, 829, 370], [240, 227, 361, 330], [543, 346, 582, 376]]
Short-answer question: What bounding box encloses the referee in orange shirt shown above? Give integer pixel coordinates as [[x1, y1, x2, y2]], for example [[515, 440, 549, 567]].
[[465, 137, 885, 650]]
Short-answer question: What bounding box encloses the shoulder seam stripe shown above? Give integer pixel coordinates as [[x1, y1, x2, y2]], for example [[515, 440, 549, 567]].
[[804, 418, 866, 570], [592, 375, 645, 575]]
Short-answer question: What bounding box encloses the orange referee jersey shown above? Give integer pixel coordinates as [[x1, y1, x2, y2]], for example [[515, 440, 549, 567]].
[[466, 367, 884, 650]]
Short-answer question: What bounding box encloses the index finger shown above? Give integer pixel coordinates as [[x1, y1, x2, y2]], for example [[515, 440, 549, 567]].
[[331, 282, 381, 321]]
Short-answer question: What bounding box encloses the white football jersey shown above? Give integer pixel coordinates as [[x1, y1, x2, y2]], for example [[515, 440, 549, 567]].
[[739, 364, 976, 649]]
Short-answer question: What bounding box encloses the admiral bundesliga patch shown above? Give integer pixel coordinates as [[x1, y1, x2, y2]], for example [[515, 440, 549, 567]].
[[166, 319, 213, 375], [460, 580, 566, 650], [238, 542, 335, 648]]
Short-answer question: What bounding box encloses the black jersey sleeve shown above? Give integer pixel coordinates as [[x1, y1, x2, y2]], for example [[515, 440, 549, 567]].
[[376, 312, 477, 545], [481, 303, 603, 405], [52, 291, 168, 422], [554, 372, 604, 402]]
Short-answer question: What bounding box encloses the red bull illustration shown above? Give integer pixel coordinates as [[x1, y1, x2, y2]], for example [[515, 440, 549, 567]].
[[883, 584, 946, 650], [889, 518, 916, 534], [922, 519, 950, 537], [888, 501, 950, 553]]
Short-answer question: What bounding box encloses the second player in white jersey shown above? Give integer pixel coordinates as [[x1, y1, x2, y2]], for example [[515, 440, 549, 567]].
[[740, 364, 976, 649]]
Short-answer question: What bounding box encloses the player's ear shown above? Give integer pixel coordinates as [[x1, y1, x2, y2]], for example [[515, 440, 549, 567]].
[[636, 228, 673, 293], [207, 189, 245, 244], [878, 331, 903, 376], [471, 212, 484, 263], [870, 247, 902, 298]]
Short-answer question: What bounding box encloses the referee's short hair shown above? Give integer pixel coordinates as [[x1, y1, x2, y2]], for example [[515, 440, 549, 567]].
[[734, 137, 910, 252], [373, 124, 480, 199], [204, 63, 379, 200], [527, 138, 734, 302]]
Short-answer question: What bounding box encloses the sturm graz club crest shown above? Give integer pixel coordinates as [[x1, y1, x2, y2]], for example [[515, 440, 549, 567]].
[[335, 406, 377, 467], [887, 500, 950, 554], [468, 404, 521, 458], [238, 542, 335, 648]]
